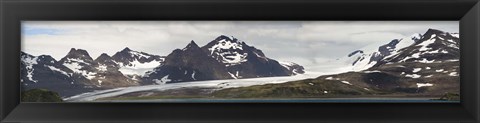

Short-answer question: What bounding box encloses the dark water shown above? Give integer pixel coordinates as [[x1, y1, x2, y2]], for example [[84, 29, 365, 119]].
[[100, 98, 459, 103]]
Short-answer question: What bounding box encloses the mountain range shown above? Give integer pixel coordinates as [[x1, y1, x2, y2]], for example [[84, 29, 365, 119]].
[[213, 28, 460, 98], [342, 29, 459, 71], [21, 35, 305, 97]]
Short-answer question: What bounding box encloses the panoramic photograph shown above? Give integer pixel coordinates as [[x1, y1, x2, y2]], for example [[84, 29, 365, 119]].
[[20, 21, 460, 102]]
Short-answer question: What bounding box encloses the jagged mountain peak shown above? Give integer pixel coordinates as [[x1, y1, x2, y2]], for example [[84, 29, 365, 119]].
[[21, 51, 34, 58], [37, 55, 57, 63], [121, 47, 132, 52], [21, 52, 58, 64], [110, 47, 165, 77], [183, 40, 200, 51], [112, 47, 162, 62], [98, 53, 111, 58], [68, 48, 89, 55], [215, 35, 236, 41], [409, 33, 423, 41], [424, 28, 445, 35], [95, 53, 114, 63], [203, 36, 247, 66], [63, 48, 94, 61], [420, 28, 448, 41], [209, 35, 246, 46]]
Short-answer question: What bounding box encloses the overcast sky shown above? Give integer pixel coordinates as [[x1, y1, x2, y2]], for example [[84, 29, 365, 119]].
[[22, 21, 458, 69]]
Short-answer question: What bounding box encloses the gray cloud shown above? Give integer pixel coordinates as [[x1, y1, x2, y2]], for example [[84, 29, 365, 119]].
[[22, 21, 458, 71]]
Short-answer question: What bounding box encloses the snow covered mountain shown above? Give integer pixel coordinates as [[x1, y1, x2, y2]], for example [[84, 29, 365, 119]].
[[378, 29, 459, 65], [58, 48, 99, 82], [58, 48, 139, 87], [202, 35, 305, 78], [21, 36, 305, 96], [343, 29, 459, 71], [21, 48, 163, 96], [21, 52, 93, 97], [143, 35, 305, 84], [111, 47, 165, 77]]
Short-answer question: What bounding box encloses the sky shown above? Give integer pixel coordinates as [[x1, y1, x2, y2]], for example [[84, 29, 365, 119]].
[[22, 21, 458, 70]]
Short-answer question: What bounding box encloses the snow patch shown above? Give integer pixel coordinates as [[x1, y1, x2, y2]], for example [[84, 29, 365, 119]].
[[47, 66, 70, 77], [412, 68, 422, 73], [341, 81, 352, 85], [450, 33, 459, 38], [208, 39, 248, 66], [325, 77, 340, 80], [153, 75, 170, 84], [363, 70, 381, 73], [435, 69, 444, 72], [119, 59, 162, 76], [405, 74, 421, 78], [446, 59, 459, 62], [228, 72, 237, 79], [415, 59, 436, 63], [97, 64, 108, 71], [63, 62, 96, 80], [417, 83, 433, 88], [449, 72, 458, 76], [424, 75, 433, 78], [191, 71, 196, 80]]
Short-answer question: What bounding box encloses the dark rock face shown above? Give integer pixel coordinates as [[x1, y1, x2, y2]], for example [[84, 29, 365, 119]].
[[143, 36, 304, 84], [143, 41, 232, 84], [93, 53, 138, 88], [95, 53, 119, 69]]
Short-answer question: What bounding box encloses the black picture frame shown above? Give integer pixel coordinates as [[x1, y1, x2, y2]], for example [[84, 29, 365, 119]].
[[1, 0, 479, 123]]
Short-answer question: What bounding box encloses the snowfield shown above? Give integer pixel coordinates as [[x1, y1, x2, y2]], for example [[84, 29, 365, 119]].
[[118, 60, 162, 76], [64, 71, 331, 102]]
